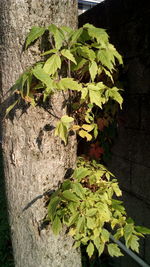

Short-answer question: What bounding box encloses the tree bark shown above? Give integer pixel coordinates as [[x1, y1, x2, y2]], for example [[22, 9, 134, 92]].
[[0, 1, 81, 266]]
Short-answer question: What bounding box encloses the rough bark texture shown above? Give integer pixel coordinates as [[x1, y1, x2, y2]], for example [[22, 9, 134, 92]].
[[0, 1, 81, 266]]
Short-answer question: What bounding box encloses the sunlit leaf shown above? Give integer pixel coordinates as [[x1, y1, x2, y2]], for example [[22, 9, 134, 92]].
[[61, 49, 77, 64], [26, 26, 46, 48], [107, 243, 123, 257], [43, 54, 61, 75]]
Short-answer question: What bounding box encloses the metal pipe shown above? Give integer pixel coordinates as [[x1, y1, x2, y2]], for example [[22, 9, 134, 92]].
[[110, 234, 150, 267]]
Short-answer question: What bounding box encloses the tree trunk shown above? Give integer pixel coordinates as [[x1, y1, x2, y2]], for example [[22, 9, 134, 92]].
[[0, 1, 81, 266]]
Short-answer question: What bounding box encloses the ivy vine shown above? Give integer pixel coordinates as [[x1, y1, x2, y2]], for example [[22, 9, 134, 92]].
[[7, 23, 150, 259]]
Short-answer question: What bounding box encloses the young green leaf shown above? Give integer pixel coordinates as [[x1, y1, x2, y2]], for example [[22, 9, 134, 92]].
[[48, 196, 60, 220], [89, 61, 98, 81], [52, 215, 62, 235], [61, 49, 77, 64], [135, 226, 150, 235], [106, 87, 123, 108], [43, 54, 61, 75], [26, 26, 46, 49], [70, 28, 83, 44], [48, 24, 64, 50], [32, 65, 54, 88], [62, 190, 79, 202], [73, 167, 91, 181]]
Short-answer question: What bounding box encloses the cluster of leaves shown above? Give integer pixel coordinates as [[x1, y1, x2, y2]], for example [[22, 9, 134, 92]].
[[7, 23, 150, 259], [47, 158, 150, 258], [7, 23, 123, 145]]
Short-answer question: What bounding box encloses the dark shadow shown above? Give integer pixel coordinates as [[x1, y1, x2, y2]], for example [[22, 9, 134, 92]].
[[0, 146, 14, 267]]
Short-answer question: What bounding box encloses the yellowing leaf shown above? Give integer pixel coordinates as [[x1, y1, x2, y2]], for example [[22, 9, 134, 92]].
[[43, 54, 61, 75], [61, 49, 77, 64], [86, 242, 94, 258], [79, 130, 92, 141], [107, 243, 123, 257], [72, 125, 81, 131], [81, 87, 88, 100], [82, 124, 95, 132]]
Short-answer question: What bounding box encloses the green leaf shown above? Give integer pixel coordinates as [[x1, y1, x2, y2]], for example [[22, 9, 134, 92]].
[[48, 24, 64, 50], [61, 115, 74, 124], [112, 182, 122, 197], [71, 57, 87, 71], [48, 196, 60, 220], [77, 46, 96, 61], [89, 61, 98, 81], [43, 54, 61, 75], [68, 212, 79, 227], [73, 167, 91, 181], [135, 226, 150, 234], [61, 49, 77, 64], [70, 28, 83, 44], [97, 49, 114, 71], [84, 24, 108, 45], [26, 26, 46, 48], [72, 183, 85, 199], [57, 78, 82, 91], [62, 190, 79, 202], [41, 48, 58, 56], [101, 229, 110, 243], [62, 180, 71, 190], [81, 87, 88, 100], [55, 121, 68, 145], [107, 243, 123, 257], [106, 87, 123, 108], [124, 224, 134, 246], [52, 215, 62, 235], [6, 100, 19, 115], [32, 65, 54, 88], [86, 242, 94, 258], [86, 208, 97, 217], [129, 235, 139, 253], [76, 216, 85, 233], [108, 44, 123, 65], [89, 89, 105, 108], [87, 217, 95, 229]]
